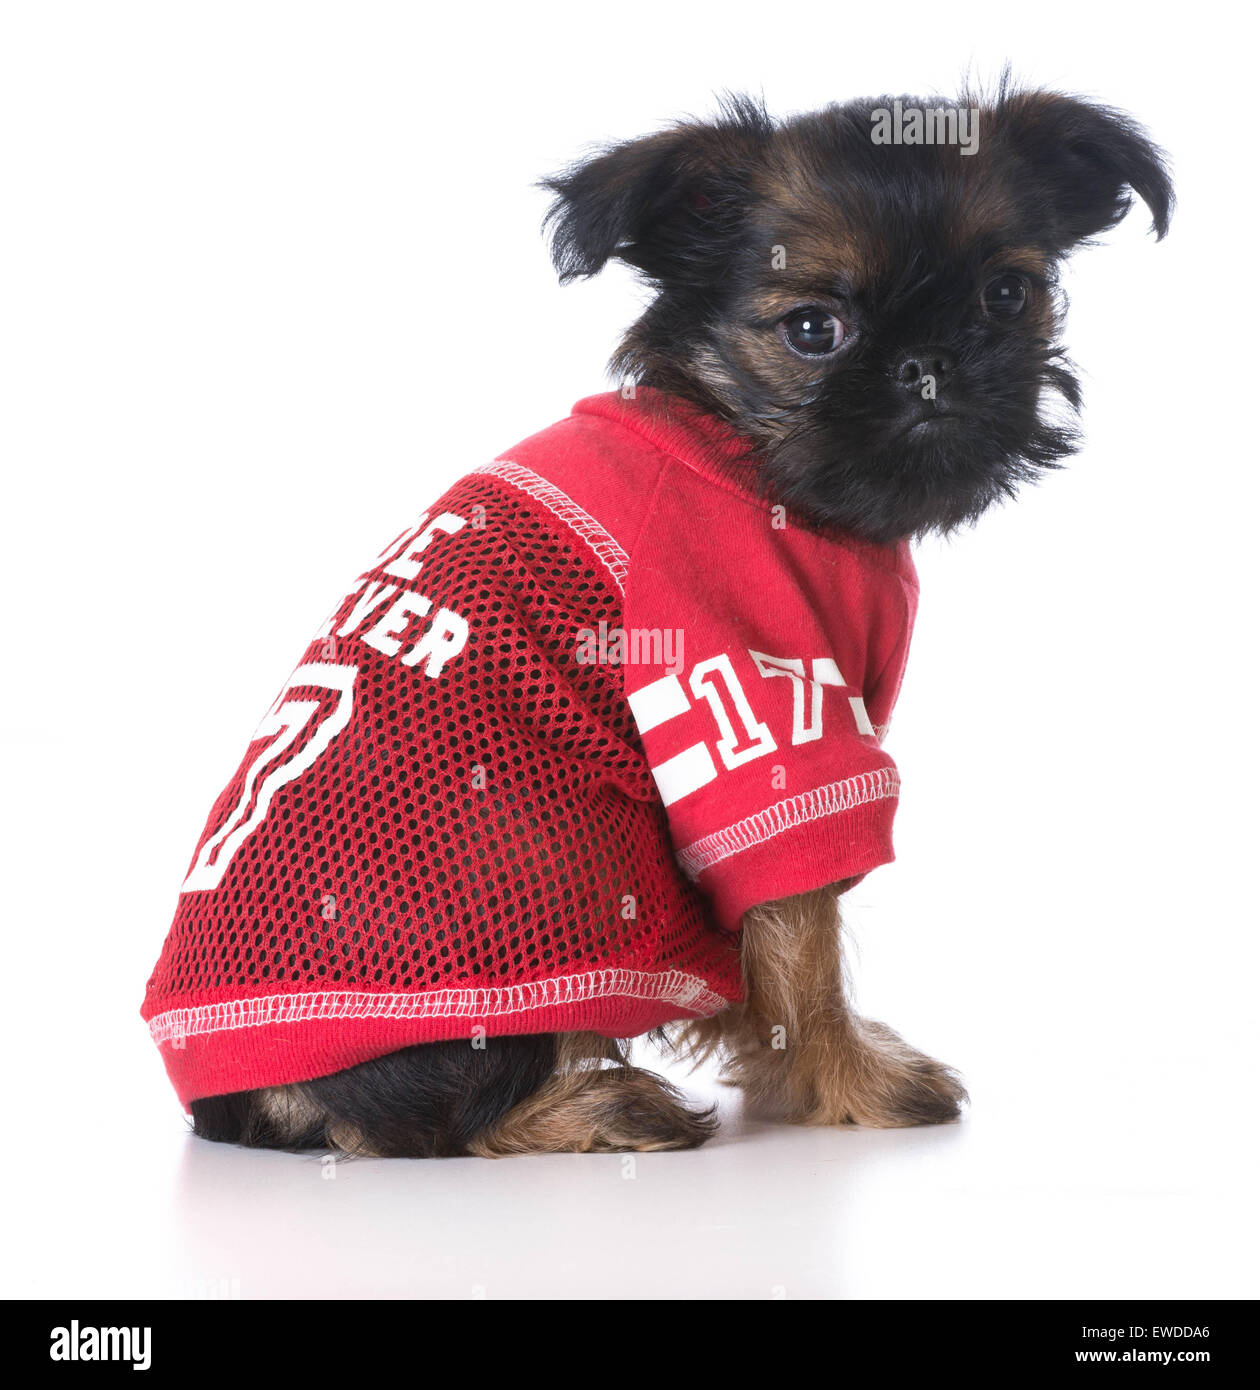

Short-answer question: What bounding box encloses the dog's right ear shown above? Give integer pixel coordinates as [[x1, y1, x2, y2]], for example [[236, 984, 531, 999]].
[[542, 95, 772, 285]]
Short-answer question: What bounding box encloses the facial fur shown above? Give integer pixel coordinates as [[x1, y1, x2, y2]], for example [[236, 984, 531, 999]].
[[543, 81, 1173, 544]]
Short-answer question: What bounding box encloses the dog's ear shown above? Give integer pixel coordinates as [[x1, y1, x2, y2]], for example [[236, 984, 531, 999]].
[[993, 88, 1174, 252], [542, 95, 771, 284]]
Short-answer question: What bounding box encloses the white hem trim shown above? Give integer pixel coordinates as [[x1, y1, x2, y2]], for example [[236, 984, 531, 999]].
[[676, 768, 900, 880], [148, 967, 727, 1046], [475, 460, 630, 593]]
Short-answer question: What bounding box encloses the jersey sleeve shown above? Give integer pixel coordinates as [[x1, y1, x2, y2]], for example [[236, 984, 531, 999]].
[[621, 466, 911, 932], [863, 565, 918, 744]]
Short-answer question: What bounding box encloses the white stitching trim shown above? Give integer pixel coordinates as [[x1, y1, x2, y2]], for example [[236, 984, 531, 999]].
[[676, 768, 900, 880], [148, 967, 727, 1046], [474, 460, 630, 593]]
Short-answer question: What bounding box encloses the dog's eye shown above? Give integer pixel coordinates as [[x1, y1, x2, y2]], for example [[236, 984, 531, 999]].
[[781, 307, 846, 357], [982, 273, 1029, 319]]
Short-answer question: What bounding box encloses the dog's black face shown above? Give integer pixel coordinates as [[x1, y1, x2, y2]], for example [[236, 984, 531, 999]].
[[544, 84, 1172, 543]]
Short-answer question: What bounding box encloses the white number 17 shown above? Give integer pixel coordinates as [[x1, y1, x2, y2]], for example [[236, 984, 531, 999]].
[[748, 651, 874, 744]]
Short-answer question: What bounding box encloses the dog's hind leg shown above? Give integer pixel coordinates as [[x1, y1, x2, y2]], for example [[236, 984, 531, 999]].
[[191, 1031, 716, 1157], [466, 1034, 717, 1156], [192, 1033, 558, 1157]]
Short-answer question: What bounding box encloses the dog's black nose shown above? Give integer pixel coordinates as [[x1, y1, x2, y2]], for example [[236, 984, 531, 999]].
[[894, 348, 955, 392]]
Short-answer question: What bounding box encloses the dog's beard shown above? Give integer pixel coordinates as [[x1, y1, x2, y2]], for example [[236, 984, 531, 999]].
[[732, 340, 1084, 546]]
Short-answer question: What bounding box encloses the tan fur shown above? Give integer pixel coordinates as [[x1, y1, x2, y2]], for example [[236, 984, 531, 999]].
[[468, 1033, 716, 1156], [999, 246, 1050, 277], [256, 1081, 372, 1155], [254, 1083, 327, 1142], [753, 136, 886, 284], [672, 884, 966, 1128], [323, 1120, 377, 1158]]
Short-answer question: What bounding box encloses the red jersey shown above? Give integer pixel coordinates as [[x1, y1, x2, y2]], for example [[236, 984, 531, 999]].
[[142, 390, 918, 1107]]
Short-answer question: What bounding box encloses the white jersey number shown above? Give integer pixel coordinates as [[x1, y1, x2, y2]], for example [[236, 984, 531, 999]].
[[629, 648, 874, 809], [182, 663, 357, 892]]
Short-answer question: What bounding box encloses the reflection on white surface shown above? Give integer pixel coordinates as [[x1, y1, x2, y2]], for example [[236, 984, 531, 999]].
[[166, 1069, 954, 1301], [6, 1031, 1255, 1300], [150, 1046, 1243, 1300]]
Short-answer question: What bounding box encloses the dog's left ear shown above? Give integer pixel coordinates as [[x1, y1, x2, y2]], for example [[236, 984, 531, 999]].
[[993, 89, 1174, 252]]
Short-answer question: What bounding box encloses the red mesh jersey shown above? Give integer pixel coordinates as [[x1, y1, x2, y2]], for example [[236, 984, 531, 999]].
[[142, 390, 917, 1108]]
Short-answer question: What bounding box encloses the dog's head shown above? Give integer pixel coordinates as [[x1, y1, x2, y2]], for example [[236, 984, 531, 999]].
[[543, 82, 1172, 543]]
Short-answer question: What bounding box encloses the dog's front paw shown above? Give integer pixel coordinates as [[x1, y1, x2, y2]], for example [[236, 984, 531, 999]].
[[810, 1018, 967, 1128]]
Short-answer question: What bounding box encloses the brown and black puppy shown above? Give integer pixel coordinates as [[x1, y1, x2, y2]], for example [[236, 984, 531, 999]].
[[192, 81, 1171, 1156]]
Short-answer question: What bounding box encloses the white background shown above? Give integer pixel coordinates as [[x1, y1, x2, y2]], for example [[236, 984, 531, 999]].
[[1, 1, 1255, 1300]]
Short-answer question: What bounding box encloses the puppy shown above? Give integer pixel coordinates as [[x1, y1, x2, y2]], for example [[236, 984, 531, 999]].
[[143, 81, 1172, 1156]]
